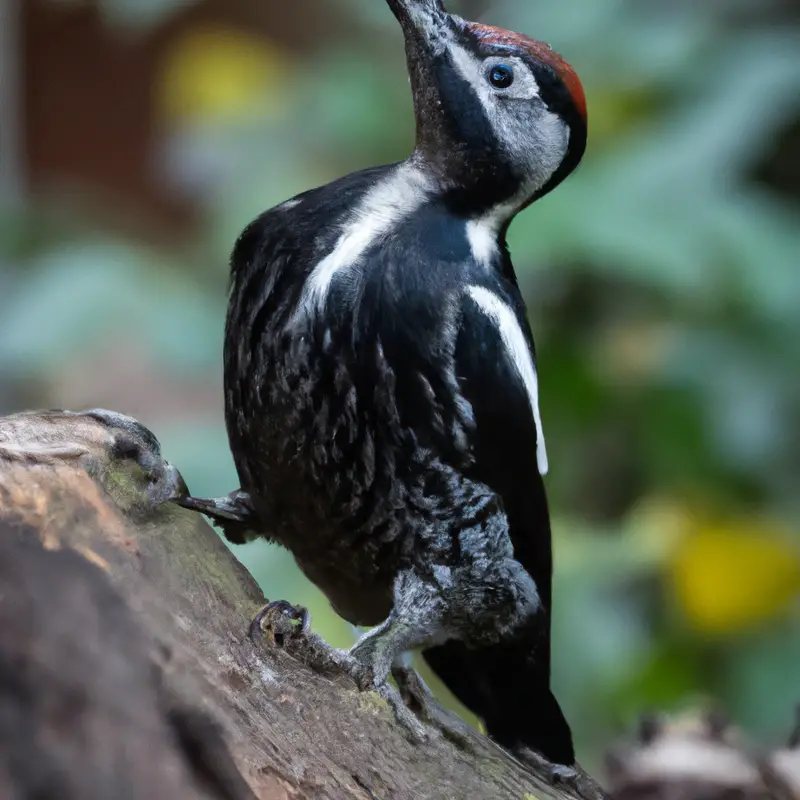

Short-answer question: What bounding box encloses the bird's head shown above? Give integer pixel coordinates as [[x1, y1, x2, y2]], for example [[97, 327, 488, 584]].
[[386, 0, 587, 217]]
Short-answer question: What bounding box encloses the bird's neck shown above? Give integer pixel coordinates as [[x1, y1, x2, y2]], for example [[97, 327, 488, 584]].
[[404, 152, 523, 235], [368, 157, 515, 273]]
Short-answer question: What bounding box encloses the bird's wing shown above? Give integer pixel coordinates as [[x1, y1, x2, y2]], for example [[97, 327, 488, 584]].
[[228, 163, 399, 334], [453, 282, 552, 600], [421, 282, 575, 765]]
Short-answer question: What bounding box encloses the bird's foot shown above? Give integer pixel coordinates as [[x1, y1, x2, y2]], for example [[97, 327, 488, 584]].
[[249, 600, 359, 676], [248, 600, 311, 645], [392, 665, 479, 751], [248, 601, 428, 743], [175, 489, 258, 543]]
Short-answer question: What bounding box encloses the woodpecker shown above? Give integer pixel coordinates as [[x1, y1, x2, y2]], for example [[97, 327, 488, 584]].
[[180, 0, 587, 768]]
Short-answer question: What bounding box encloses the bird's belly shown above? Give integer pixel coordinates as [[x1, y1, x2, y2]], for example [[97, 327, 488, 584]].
[[228, 332, 475, 625], [294, 552, 393, 627]]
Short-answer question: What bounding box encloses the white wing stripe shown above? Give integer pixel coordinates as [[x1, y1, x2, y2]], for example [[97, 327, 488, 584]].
[[294, 163, 432, 322], [466, 285, 548, 476]]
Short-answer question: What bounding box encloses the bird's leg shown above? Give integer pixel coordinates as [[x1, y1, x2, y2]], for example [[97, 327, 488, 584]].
[[251, 599, 429, 741], [175, 489, 258, 543], [339, 565, 504, 742], [247, 546, 541, 750], [247, 571, 458, 743], [344, 612, 433, 742]]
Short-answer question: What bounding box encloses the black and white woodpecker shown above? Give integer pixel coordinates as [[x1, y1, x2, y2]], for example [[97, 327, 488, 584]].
[[180, 0, 587, 768]]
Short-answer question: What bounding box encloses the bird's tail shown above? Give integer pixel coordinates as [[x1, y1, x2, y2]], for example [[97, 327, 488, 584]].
[[421, 635, 574, 766]]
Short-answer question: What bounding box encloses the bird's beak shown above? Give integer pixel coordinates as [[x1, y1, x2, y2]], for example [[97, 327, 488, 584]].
[[385, 0, 451, 44], [385, 0, 459, 158]]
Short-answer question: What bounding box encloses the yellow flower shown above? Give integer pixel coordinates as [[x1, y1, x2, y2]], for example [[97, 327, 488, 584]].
[[670, 517, 800, 635]]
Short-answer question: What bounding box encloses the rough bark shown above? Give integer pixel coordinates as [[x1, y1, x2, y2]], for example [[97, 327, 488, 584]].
[[0, 409, 606, 800]]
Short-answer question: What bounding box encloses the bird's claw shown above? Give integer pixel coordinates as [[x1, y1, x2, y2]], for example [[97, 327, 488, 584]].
[[175, 489, 258, 543], [248, 601, 356, 677], [246, 602, 431, 744], [392, 665, 478, 750], [248, 600, 311, 646]]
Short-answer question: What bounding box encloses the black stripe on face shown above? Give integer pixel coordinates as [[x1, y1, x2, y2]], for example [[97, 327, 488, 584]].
[[532, 61, 587, 144], [416, 49, 521, 213]]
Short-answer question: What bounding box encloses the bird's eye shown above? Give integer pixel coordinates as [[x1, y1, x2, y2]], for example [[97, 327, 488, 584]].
[[487, 63, 514, 89]]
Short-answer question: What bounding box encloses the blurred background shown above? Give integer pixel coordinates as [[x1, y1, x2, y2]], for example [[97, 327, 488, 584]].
[[1, 0, 799, 770]]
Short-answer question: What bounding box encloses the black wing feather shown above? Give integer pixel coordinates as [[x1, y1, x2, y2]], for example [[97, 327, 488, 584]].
[[421, 288, 574, 765]]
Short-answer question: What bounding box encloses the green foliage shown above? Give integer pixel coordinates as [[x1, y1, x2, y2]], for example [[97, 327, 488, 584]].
[[2, 0, 799, 763]]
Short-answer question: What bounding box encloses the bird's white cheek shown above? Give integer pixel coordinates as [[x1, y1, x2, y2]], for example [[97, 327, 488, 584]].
[[510, 111, 569, 192]]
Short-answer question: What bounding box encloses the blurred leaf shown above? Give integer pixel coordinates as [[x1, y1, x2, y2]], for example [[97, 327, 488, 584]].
[[670, 518, 800, 635], [608, 640, 708, 727], [300, 50, 412, 161], [722, 622, 800, 739], [0, 242, 224, 374], [157, 26, 292, 125]]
